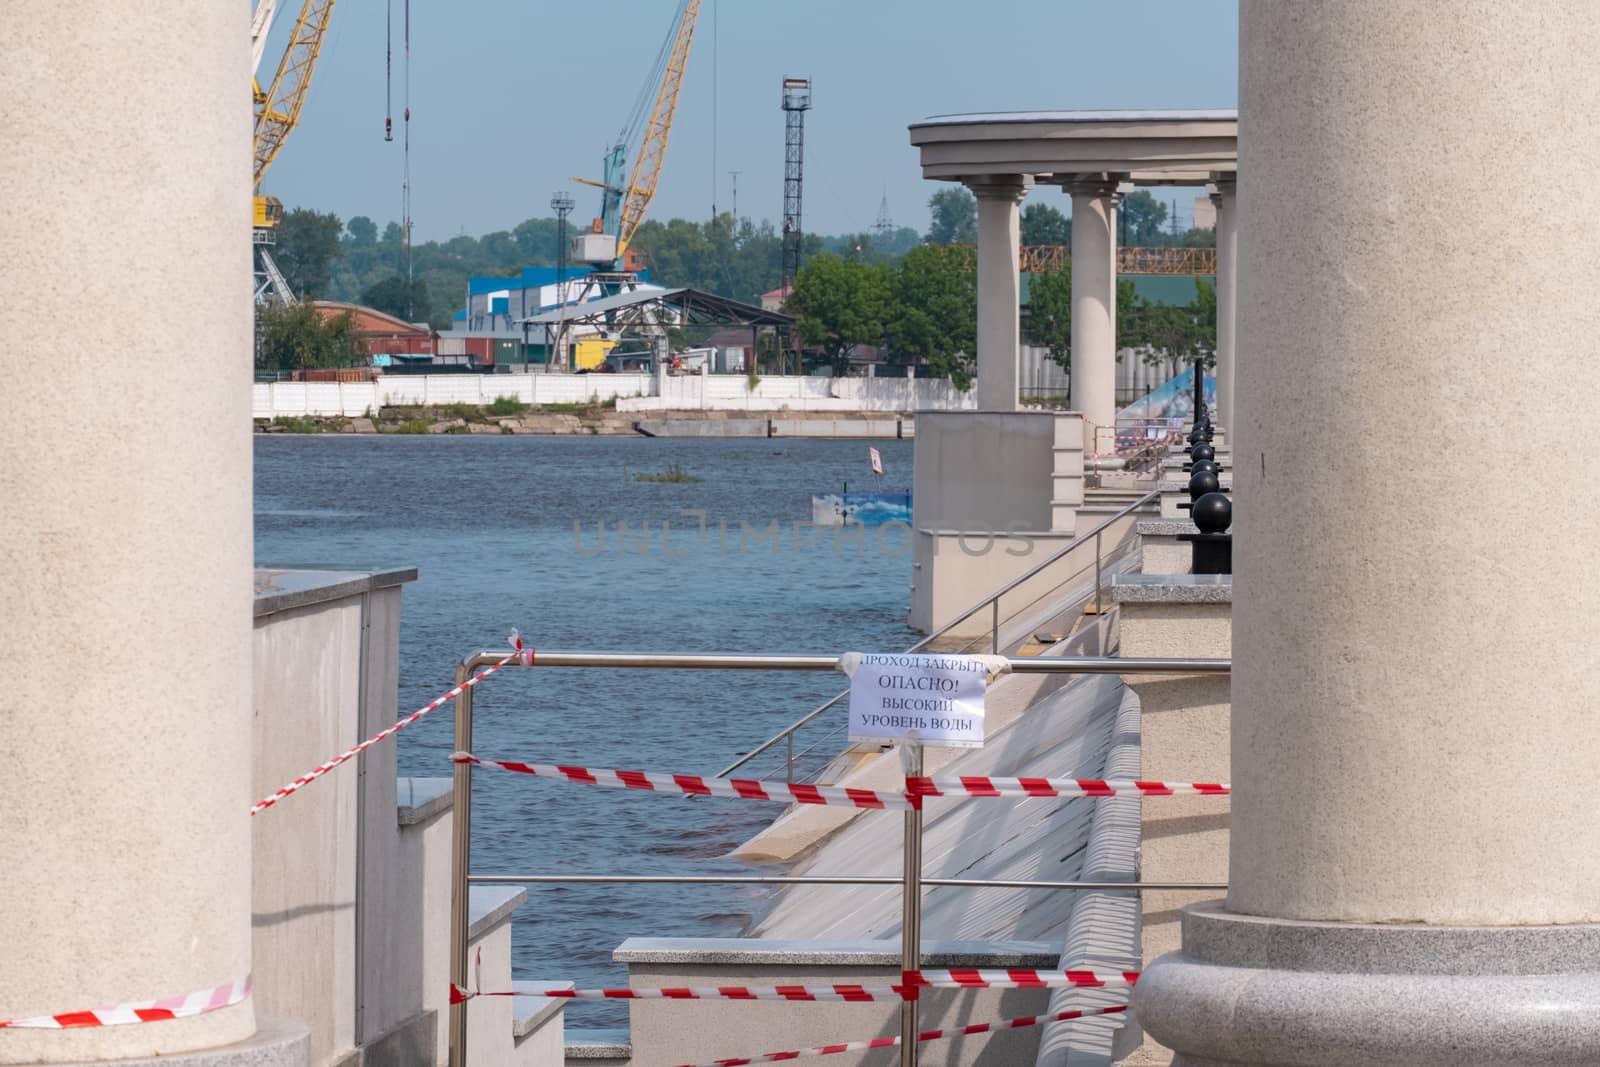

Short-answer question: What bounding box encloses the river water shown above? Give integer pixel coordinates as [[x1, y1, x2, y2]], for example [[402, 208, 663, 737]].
[[254, 434, 915, 1025]]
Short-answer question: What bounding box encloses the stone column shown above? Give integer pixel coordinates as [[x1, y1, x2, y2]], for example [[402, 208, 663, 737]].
[[1136, 4, 1600, 1064], [0, 3, 302, 1064], [1067, 178, 1120, 452], [967, 176, 1031, 410], [1208, 177, 1237, 431]]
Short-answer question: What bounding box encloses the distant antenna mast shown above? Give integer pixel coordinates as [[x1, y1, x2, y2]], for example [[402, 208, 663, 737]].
[[780, 76, 811, 294], [873, 185, 894, 242], [729, 170, 742, 220]]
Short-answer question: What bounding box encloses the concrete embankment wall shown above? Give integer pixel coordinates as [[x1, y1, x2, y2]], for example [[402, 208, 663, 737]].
[[253, 373, 655, 418], [253, 373, 976, 418], [636, 417, 910, 439]]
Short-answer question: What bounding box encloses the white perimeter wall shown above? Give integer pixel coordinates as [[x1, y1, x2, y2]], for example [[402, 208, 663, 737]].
[[253, 374, 655, 418], [254, 373, 978, 417]]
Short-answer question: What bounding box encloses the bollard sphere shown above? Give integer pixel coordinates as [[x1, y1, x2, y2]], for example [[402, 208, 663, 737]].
[[1191, 491, 1232, 533], [1191, 443, 1216, 463], [1189, 459, 1220, 477], [1187, 469, 1220, 498]]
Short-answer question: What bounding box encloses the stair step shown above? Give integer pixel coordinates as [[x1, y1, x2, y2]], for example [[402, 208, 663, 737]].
[[469, 885, 527, 941], [565, 1027, 631, 1060], [512, 980, 572, 1039]]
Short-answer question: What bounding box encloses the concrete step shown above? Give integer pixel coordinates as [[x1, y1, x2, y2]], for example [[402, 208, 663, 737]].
[[467, 886, 526, 1067], [564, 1027, 631, 1067], [512, 980, 572, 1067]]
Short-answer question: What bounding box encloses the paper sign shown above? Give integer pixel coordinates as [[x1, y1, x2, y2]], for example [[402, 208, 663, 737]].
[[847, 653, 988, 748]]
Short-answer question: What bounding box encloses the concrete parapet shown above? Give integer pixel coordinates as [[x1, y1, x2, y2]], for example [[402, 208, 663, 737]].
[[1113, 575, 1231, 1065]]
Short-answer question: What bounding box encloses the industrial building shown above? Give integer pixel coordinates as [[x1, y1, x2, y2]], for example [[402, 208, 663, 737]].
[[446, 266, 665, 369]]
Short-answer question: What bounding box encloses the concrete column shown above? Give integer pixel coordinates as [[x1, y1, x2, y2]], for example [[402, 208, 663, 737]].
[[1137, 4, 1600, 1063], [966, 176, 1031, 410], [1208, 177, 1237, 431], [1066, 179, 1120, 452], [0, 3, 301, 1064]]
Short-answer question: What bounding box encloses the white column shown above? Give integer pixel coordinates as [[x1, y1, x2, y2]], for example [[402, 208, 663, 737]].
[[1138, 4, 1600, 1063], [1067, 179, 1120, 451], [1209, 177, 1237, 430], [0, 3, 293, 1063], [967, 176, 1030, 410]]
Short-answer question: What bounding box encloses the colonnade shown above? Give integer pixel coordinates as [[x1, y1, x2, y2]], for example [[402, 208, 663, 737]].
[[964, 172, 1237, 449]]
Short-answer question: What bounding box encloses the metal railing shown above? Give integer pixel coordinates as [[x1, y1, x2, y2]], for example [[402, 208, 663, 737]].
[[447, 648, 1230, 1067], [714, 489, 1160, 784]]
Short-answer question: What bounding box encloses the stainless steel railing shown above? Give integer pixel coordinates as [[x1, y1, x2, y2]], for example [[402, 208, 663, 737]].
[[714, 489, 1160, 783], [447, 648, 1230, 1067]]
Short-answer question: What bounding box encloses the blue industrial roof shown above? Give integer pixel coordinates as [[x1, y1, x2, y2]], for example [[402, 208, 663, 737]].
[[467, 265, 601, 297]]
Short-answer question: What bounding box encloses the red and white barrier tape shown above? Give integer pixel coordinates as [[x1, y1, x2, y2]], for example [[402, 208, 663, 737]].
[[0, 976, 251, 1029], [907, 776, 1229, 799], [252, 632, 530, 816], [453, 753, 1226, 808], [451, 754, 917, 811], [451, 969, 1137, 1004], [670, 1005, 1130, 1067]]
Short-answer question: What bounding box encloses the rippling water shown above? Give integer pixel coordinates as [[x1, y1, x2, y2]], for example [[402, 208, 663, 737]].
[[254, 434, 915, 1025]]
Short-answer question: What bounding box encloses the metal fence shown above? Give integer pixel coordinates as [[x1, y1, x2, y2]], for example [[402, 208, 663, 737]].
[[446, 643, 1230, 1066]]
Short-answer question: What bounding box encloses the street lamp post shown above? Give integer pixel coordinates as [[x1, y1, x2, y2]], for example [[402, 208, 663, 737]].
[[550, 191, 575, 373]]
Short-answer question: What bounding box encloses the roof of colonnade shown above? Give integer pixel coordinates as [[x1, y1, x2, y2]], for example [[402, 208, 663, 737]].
[[908, 108, 1238, 185]]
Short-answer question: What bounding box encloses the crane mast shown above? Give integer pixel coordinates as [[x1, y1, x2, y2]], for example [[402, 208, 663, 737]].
[[572, 0, 700, 276], [618, 0, 700, 255], [251, 0, 336, 305]]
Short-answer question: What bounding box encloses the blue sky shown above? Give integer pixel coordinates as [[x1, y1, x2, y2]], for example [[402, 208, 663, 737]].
[[262, 0, 1238, 242]]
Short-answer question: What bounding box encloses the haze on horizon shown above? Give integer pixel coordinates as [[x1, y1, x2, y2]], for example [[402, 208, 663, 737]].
[[263, 0, 1239, 243]]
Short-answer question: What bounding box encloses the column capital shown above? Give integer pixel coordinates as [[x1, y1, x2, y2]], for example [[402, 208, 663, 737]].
[[1061, 175, 1123, 199], [962, 174, 1032, 202], [1207, 174, 1237, 205]]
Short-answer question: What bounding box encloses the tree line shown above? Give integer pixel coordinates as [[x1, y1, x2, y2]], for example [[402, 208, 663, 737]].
[[793, 247, 1216, 388], [262, 186, 1218, 377]]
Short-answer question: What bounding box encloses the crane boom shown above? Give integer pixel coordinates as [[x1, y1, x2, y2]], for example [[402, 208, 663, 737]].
[[616, 0, 700, 254], [254, 0, 336, 189]]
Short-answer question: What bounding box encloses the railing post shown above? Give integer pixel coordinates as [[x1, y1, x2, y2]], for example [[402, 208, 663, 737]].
[[448, 664, 476, 1067], [900, 742, 925, 1067], [991, 596, 999, 655], [786, 731, 795, 785], [1095, 529, 1103, 618]]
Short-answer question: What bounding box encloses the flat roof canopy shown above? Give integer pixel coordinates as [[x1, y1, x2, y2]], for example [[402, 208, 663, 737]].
[[909, 108, 1237, 186], [519, 287, 793, 329]]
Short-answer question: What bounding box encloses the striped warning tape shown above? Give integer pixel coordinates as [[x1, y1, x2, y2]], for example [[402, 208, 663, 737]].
[[671, 1005, 1130, 1066], [252, 632, 529, 816], [450, 969, 1137, 1004], [454, 753, 1227, 807], [451, 754, 917, 810], [0, 976, 250, 1029], [906, 776, 1229, 799]]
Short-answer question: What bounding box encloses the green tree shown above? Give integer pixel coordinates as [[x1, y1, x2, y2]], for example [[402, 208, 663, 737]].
[[1119, 190, 1169, 246], [1180, 227, 1217, 248], [274, 208, 345, 298], [1026, 265, 1072, 370], [1021, 202, 1071, 246], [256, 304, 367, 372], [359, 275, 432, 323], [346, 215, 378, 247], [890, 244, 976, 388], [1115, 278, 1140, 347], [1124, 280, 1215, 381], [789, 253, 892, 375], [926, 187, 977, 244]]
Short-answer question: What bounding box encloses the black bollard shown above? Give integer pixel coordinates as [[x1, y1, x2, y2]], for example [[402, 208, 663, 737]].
[[1176, 466, 1222, 512], [1180, 491, 1233, 574]]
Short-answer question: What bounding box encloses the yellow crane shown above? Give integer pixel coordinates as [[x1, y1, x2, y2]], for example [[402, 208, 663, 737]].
[[252, 0, 336, 304], [572, 0, 701, 273]]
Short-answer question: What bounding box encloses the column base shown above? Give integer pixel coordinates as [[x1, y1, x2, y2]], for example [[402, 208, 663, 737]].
[[31, 1020, 309, 1067], [1136, 901, 1600, 1066]]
